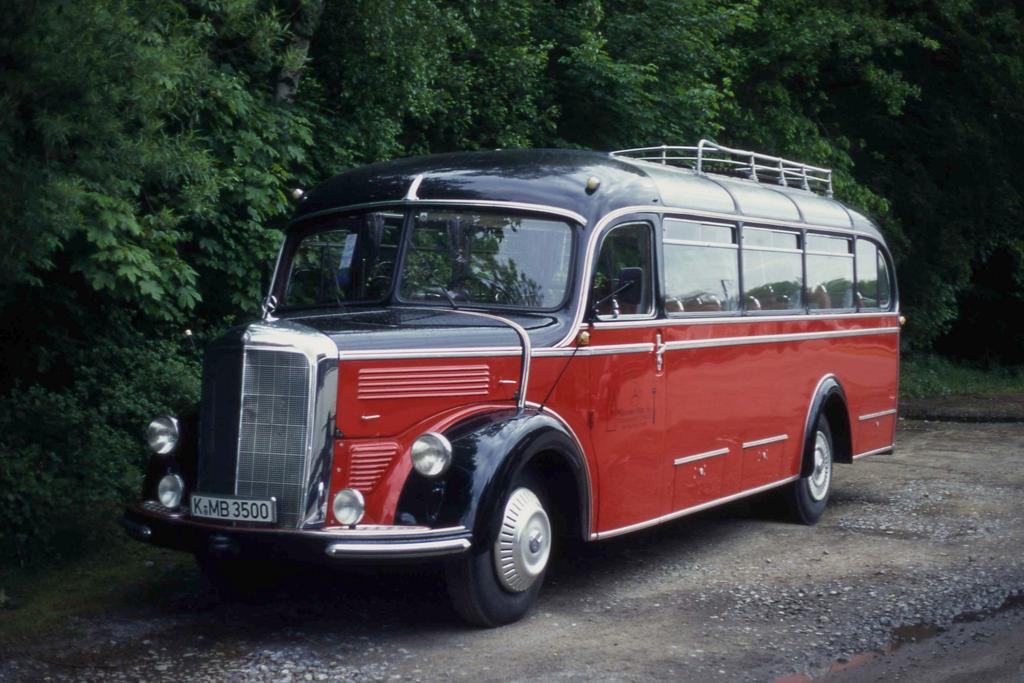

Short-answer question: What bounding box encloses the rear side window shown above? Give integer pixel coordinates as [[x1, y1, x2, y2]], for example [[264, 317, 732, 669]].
[[742, 227, 803, 311], [805, 234, 854, 310], [855, 240, 893, 310], [662, 219, 739, 314]]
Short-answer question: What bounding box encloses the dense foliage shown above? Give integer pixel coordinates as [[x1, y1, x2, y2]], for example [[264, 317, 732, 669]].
[[1, 0, 1021, 566]]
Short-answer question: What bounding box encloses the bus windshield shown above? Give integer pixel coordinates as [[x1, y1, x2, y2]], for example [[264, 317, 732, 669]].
[[399, 208, 574, 310], [282, 211, 403, 309]]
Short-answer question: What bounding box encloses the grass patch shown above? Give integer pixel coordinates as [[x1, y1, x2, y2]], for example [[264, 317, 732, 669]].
[[0, 537, 194, 646], [901, 355, 1024, 400]]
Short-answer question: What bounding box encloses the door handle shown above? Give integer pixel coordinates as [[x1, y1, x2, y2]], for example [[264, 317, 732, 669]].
[[655, 332, 666, 373]]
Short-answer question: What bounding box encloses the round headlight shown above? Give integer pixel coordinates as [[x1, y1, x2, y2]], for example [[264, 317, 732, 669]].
[[410, 432, 453, 477], [157, 474, 185, 509], [146, 416, 180, 455], [332, 488, 365, 526]]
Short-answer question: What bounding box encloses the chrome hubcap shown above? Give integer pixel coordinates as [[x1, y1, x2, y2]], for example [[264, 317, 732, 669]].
[[808, 430, 832, 501], [494, 487, 551, 593]]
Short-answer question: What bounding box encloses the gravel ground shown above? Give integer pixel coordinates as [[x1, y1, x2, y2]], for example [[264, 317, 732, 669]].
[[1, 419, 1022, 682]]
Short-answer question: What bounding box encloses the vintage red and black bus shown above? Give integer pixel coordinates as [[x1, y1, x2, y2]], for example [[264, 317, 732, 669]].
[[125, 141, 900, 626]]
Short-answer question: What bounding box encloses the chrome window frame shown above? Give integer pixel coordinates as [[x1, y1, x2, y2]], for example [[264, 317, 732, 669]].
[[662, 217, 742, 319], [589, 219, 660, 323], [853, 236, 896, 313], [804, 231, 856, 314], [740, 223, 806, 315]]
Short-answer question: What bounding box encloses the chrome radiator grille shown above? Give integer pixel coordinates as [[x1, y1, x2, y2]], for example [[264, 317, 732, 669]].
[[236, 348, 311, 528]]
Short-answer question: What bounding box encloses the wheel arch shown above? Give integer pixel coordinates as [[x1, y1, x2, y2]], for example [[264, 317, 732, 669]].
[[801, 375, 853, 477], [394, 408, 592, 547]]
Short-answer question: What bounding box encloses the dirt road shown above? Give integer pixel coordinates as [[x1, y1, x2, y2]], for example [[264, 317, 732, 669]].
[[1, 420, 1022, 682]]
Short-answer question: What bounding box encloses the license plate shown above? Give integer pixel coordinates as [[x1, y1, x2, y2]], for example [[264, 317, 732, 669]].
[[190, 494, 277, 523]]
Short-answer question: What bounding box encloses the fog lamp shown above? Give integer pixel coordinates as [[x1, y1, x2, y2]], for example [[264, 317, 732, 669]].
[[146, 416, 180, 456], [332, 488, 365, 526], [410, 432, 452, 477], [157, 474, 185, 509]]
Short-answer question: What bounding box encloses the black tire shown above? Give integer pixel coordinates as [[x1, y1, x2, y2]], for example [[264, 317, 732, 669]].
[[194, 552, 283, 599], [445, 473, 551, 627], [785, 415, 834, 525]]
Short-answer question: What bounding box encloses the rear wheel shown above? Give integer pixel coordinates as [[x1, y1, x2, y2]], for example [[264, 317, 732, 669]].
[[786, 416, 833, 525], [445, 475, 552, 627]]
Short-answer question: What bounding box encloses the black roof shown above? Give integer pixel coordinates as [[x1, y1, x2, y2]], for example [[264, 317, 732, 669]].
[[292, 148, 884, 241]]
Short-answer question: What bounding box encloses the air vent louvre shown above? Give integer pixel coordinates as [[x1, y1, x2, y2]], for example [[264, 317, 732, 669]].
[[357, 365, 490, 400], [349, 442, 400, 491]]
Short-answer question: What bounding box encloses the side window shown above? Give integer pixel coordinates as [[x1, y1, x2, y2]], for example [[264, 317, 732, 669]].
[[877, 250, 892, 309], [805, 234, 854, 310], [855, 239, 893, 310], [742, 227, 803, 311], [663, 219, 739, 314], [590, 222, 654, 319]]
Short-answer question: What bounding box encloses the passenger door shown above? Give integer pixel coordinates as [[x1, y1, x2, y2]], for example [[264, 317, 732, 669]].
[[586, 219, 669, 533], [660, 218, 742, 512]]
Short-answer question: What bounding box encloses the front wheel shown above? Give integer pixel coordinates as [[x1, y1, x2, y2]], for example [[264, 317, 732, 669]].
[[445, 479, 552, 627], [785, 416, 834, 525]]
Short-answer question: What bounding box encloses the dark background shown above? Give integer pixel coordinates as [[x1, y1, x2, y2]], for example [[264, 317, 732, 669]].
[[1, 0, 1020, 569]]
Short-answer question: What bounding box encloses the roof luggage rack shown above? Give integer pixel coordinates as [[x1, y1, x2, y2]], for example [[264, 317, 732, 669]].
[[611, 139, 833, 197]]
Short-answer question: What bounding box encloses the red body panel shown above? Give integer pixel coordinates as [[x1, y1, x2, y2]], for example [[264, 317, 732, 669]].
[[325, 313, 899, 536]]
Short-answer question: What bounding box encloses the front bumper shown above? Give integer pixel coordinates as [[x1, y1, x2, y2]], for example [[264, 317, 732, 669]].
[[123, 502, 471, 563]]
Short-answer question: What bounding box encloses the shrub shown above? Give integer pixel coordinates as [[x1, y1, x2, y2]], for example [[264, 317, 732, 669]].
[[0, 336, 198, 567]]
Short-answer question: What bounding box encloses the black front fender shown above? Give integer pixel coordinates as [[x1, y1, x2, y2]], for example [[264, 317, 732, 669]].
[[394, 408, 590, 547]]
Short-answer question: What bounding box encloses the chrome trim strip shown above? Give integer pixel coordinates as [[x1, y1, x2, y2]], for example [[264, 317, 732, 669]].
[[858, 409, 897, 421], [673, 447, 729, 466], [663, 327, 899, 352], [743, 245, 803, 255], [663, 216, 738, 230], [325, 538, 471, 559], [137, 502, 469, 539], [664, 239, 738, 249], [557, 203, 882, 348], [593, 311, 899, 329], [334, 326, 896, 363], [405, 174, 425, 201], [338, 343, 656, 361], [341, 346, 521, 361], [805, 250, 854, 258], [324, 524, 467, 537], [853, 445, 894, 459], [742, 434, 789, 449], [582, 342, 655, 356], [292, 199, 588, 228], [591, 475, 801, 540]]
